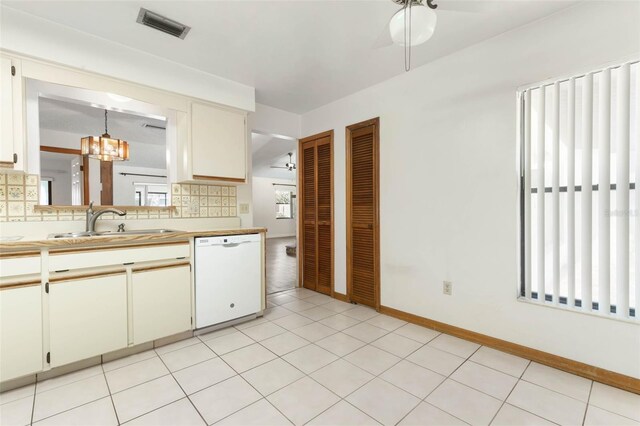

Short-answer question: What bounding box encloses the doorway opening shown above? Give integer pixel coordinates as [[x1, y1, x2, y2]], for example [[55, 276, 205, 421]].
[[250, 131, 298, 295]]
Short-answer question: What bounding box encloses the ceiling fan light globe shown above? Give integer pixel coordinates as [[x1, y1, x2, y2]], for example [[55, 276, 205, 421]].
[[389, 5, 437, 47]]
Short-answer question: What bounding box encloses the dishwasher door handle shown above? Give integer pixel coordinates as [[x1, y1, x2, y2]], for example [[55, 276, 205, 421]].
[[222, 243, 241, 248], [220, 241, 254, 248]]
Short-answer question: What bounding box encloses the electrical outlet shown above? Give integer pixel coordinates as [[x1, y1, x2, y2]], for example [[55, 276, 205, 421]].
[[239, 203, 250, 214], [443, 281, 453, 296]]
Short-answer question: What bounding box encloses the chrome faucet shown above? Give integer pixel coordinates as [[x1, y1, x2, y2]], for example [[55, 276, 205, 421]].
[[85, 201, 126, 233]]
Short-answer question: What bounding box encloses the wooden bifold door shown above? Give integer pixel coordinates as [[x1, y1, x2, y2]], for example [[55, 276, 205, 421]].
[[299, 130, 333, 295], [346, 118, 380, 309]]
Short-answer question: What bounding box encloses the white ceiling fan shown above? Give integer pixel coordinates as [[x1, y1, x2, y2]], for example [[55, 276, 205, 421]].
[[270, 152, 296, 172], [375, 0, 486, 71]]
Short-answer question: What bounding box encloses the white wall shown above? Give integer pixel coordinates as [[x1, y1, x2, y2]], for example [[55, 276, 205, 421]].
[[238, 103, 302, 229], [252, 176, 297, 238], [0, 6, 255, 111], [112, 165, 168, 206], [249, 103, 301, 139], [40, 157, 73, 205], [301, 1, 640, 378]]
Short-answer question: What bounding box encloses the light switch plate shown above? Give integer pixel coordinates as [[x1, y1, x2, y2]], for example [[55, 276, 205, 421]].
[[443, 281, 453, 296]]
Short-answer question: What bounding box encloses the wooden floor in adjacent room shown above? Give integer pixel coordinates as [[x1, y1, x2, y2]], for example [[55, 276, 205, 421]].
[[266, 236, 297, 295]]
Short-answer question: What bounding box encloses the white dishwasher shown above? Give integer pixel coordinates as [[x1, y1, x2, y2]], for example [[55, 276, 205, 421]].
[[195, 234, 262, 329]]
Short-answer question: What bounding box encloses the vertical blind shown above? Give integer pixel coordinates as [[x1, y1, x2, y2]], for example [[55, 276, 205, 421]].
[[520, 60, 638, 319]]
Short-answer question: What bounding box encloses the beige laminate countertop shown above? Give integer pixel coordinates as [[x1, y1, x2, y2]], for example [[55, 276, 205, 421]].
[[0, 228, 267, 253]]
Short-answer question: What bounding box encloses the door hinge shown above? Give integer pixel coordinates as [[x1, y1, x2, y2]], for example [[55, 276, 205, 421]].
[[190, 316, 193, 325], [11, 65, 15, 76], [45, 282, 49, 293], [46, 352, 50, 364], [79, 165, 84, 172], [12, 153, 17, 164]]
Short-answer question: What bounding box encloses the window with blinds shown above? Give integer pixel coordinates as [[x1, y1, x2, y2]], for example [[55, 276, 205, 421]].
[[519, 60, 638, 320]]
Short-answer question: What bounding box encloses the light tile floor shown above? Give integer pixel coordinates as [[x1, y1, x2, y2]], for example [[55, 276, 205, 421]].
[[2, 287, 639, 426]]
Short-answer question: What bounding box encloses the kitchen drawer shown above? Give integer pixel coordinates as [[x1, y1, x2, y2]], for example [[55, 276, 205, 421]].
[[49, 242, 189, 271], [0, 253, 40, 278]]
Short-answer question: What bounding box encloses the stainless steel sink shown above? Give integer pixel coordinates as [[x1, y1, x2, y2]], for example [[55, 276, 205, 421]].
[[49, 231, 96, 239], [48, 229, 178, 239]]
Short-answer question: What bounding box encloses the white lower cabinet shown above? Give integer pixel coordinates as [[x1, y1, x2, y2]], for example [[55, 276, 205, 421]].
[[0, 284, 43, 381], [132, 264, 191, 344], [49, 273, 128, 368]]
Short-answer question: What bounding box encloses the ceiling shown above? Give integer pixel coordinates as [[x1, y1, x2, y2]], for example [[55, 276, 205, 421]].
[[252, 133, 297, 180], [39, 98, 167, 145], [4, 1, 578, 113]]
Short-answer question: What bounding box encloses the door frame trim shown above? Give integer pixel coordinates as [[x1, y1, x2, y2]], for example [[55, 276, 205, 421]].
[[346, 118, 380, 310], [297, 130, 334, 297]]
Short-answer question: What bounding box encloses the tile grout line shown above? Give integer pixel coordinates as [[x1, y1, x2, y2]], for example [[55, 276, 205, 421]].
[[484, 351, 531, 425], [100, 365, 122, 426], [464, 350, 531, 379], [105, 343, 226, 424], [29, 364, 104, 394], [488, 360, 571, 425], [200, 346, 297, 425], [29, 379, 111, 425], [581, 381, 594, 425], [102, 351, 203, 423], [403, 344, 485, 425], [192, 319, 299, 425], [29, 378, 37, 426], [392, 338, 475, 426], [152, 347, 209, 426]]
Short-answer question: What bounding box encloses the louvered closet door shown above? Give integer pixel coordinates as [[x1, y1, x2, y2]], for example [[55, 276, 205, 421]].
[[302, 140, 317, 291], [347, 119, 379, 309], [299, 132, 333, 295], [315, 140, 332, 295]]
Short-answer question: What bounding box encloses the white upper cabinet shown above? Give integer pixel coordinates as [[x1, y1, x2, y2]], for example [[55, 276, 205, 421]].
[[190, 102, 247, 183], [0, 54, 24, 170]]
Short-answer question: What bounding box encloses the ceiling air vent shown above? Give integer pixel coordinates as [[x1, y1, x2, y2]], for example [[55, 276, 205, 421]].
[[136, 8, 190, 39], [142, 123, 167, 130]]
